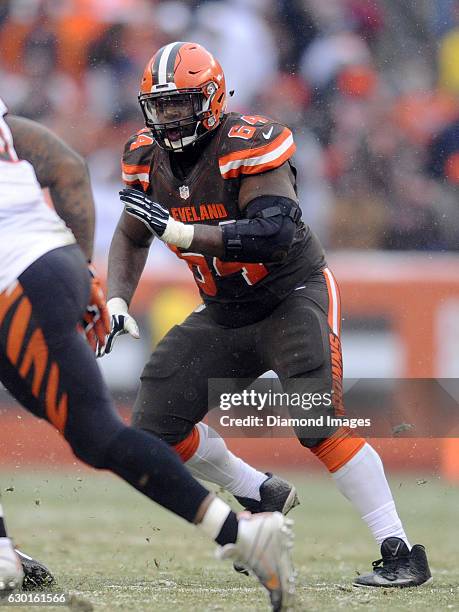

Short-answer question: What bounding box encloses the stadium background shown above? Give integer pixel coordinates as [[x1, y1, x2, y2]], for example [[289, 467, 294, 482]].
[[1, 2, 459, 610], [0, 0, 459, 478], [1, 1, 459, 475]]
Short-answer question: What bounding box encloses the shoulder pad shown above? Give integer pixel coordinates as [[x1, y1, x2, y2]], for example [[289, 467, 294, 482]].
[[218, 113, 296, 179], [121, 128, 155, 192]]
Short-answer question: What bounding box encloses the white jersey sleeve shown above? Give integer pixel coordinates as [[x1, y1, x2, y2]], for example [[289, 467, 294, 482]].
[[0, 99, 75, 292]]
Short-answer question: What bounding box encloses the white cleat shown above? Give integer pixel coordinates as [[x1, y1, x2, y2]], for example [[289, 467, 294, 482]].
[[0, 546, 23, 598], [217, 512, 295, 611]]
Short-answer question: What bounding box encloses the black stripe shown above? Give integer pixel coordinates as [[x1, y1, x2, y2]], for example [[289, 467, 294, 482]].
[[165, 42, 184, 83]]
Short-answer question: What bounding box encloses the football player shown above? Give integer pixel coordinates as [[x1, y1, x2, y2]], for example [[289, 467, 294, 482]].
[[0, 99, 295, 611], [105, 42, 431, 588]]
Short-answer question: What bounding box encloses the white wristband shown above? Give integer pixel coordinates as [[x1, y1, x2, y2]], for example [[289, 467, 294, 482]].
[[162, 217, 194, 249], [197, 497, 231, 540], [107, 297, 129, 316]]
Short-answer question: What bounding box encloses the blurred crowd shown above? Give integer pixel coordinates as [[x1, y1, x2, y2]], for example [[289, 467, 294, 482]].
[[1, 0, 459, 253]]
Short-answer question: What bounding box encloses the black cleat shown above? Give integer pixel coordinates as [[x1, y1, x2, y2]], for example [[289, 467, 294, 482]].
[[235, 473, 300, 515], [234, 473, 299, 576], [15, 550, 55, 590], [353, 537, 432, 588]]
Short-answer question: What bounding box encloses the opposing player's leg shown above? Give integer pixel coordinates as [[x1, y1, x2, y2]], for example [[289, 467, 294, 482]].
[[0, 246, 295, 607], [0, 246, 205, 519], [261, 268, 431, 588], [132, 307, 298, 515]]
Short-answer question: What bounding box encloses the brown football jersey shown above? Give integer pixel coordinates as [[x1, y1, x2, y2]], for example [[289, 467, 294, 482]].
[[122, 112, 325, 327]]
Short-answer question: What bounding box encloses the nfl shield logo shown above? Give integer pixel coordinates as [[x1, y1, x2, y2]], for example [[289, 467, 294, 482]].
[[179, 185, 190, 200]]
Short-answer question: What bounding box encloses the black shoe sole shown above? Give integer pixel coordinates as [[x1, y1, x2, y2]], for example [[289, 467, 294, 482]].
[[353, 576, 433, 588]]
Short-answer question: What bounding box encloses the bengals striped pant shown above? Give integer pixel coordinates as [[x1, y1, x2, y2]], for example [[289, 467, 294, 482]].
[[0, 245, 209, 521], [0, 245, 123, 464]]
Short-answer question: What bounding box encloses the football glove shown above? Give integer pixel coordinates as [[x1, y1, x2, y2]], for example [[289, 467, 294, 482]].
[[119, 187, 194, 248], [81, 266, 110, 353], [98, 297, 140, 357]]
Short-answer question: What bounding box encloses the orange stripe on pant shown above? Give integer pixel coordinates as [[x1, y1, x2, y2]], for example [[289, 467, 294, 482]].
[[0, 283, 23, 327], [6, 294, 32, 366], [329, 332, 345, 417], [323, 267, 341, 337], [19, 327, 48, 398], [173, 426, 200, 462], [1, 281, 69, 434], [311, 426, 365, 473], [18, 329, 68, 434], [314, 270, 364, 468], [323, 268, 345, 416]]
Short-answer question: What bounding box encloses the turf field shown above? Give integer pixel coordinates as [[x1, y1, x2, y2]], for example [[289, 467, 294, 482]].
[[1, 471, 458, 611]]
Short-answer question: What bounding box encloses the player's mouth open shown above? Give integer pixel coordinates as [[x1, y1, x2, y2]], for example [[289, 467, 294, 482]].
[[166, 128, 181, 142]]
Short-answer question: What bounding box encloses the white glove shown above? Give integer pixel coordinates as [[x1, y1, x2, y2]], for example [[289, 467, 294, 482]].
[[98, 297, 140, 357]]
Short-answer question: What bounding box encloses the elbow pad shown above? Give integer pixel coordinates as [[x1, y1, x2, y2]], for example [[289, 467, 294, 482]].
[[221, 196, 301, 263]]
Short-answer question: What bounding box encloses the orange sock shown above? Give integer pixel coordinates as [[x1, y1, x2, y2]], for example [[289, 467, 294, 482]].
[[173, 426, 200, 462], [311, 427, 365, 473]]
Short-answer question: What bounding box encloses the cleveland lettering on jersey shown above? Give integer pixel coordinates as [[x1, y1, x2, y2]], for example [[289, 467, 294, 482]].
[[170, 203, 228, 222]]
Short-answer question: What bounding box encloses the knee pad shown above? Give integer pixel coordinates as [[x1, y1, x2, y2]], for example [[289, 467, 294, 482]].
[[276, 304, 327, 378], [132, 403, 194, 447], [292, 417, 340, 450], [295, 414, 340, 448]]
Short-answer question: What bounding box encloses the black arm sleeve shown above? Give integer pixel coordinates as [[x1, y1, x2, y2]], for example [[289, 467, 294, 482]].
[[220, 195, 301, 263]]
